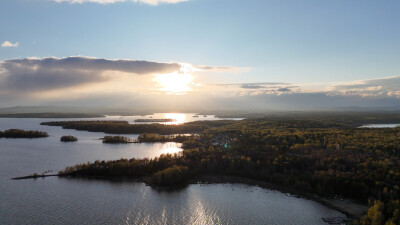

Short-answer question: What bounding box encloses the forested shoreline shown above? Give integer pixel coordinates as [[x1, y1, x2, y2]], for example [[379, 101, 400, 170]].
[[60, 135, 78, 142], [0, 113, 104, 118], [0, 129, 48, 138], [40, 120, 236, 134], [137, 133, 190, 143], [53, 115, 400, 225]]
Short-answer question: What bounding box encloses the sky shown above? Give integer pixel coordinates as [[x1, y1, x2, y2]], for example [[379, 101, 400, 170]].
[[1, 0, 400, 111]]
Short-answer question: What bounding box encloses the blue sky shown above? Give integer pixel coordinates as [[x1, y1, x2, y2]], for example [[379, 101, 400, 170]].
[[1, 0, 400, 109]]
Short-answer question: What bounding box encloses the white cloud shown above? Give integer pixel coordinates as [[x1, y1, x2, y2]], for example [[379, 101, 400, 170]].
[[0, 56, 399, 110], [194, 65, 254, 73], [328, 76, 400, 98], [1, 41, 19, 48], [0, 56, 243, 95], [0, 56, 181, 92], [53, 0, 188, 5], [201, 76, 400, 102]]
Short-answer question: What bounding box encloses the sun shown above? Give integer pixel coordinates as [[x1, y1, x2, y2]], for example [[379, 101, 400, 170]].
[[153, 71, 193, 94]]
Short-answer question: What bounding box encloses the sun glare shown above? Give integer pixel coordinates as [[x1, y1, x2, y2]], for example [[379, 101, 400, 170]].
[[160, 142, 182, 155], [164, 113, 186, 124], [154, 71, 193, 94]]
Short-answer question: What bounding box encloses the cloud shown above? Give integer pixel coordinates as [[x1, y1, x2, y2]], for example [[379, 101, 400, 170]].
[[0, 56, 247, 99], [214, 82, 287, 87], [210, 76, 400, 100], [0, 56, 181, 92], [240, 84, 265, 89], [194, 65, 253, 73], [53, 0, 188, 5], [1, 41, 19, 48], [276, 88, 291, 92], [0, 56, 399, 110], [189, 76, 400, 110], [206, 82, 299, 96], [329, 76, 400, 98]]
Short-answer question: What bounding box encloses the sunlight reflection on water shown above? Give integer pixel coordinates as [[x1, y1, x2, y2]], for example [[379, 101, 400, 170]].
[[160, 142, 183, 155], [164, 113, 187, 125]]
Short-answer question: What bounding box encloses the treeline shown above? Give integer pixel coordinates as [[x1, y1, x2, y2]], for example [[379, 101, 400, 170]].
[[60, 135, 78, 142], [138, 133, 190, 143], [152, 165, 190, 185], [102, 134, 189, 143], [134, 119, 175, 122], [58, 153, 187, 182], [40, 120, 237, 135], [102, 136, 133, 143], [216, 111, 400, 127], [0, 129, 48, 138], [59, 154, 191, 186]]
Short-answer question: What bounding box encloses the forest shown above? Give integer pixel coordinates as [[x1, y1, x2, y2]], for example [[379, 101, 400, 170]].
[[41, 120, 235, 134], [0, 129, 49, 138], [137, 133, 190, 143], [101, 134, 189, 143], [60, 135, 78, 142], [102, 136, 133, 143], [56, 115, 400, 225]]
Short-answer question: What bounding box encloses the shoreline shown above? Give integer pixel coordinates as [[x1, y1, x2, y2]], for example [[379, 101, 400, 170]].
[[188, 175, 367, 219], [11, 174, 59, 180], [0, 113, 105, 118], [12, 173, 366, 220]]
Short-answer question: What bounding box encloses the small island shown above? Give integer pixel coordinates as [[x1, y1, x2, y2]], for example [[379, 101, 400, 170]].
[[134, 119, 176, 122], [0, 129, 48, 138], [60, 135, 78, 142], [102, 136, 135, 143]]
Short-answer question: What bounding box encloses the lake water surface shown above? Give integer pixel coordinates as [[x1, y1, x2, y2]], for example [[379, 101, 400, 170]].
[[0, 115, 345, 225], [359, 124, 400, 128]]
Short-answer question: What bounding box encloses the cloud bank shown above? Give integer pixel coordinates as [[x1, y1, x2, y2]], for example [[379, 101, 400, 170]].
[[53, 0, 188, 5], [0, 57, 180, 92], [193, 76, 400, 110], [1, 41, 19, 48], [0, 56, 399, 110], [0, 56, 243, 97], [208, 76, 400, 100], [328, 76, 400, 99]]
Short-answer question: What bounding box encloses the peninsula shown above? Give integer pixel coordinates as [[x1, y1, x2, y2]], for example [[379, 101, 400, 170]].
[[53, 113, 400, 224], [0, 129, 49, 138]]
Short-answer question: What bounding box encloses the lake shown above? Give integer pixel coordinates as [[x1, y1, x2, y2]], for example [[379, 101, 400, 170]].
[[359, 124, 400, 128], [105, 113, 243, 125], [0, 114, 345, 225]]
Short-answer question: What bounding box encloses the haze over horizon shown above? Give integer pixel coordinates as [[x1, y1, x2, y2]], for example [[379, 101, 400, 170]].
[[1, 0, 400, 111]]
